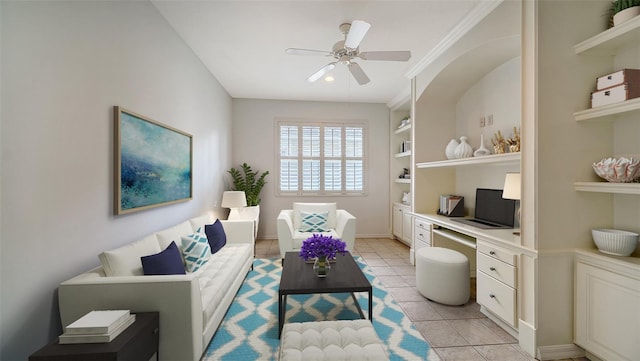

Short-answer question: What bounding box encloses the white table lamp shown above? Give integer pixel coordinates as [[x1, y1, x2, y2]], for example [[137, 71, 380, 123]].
[[502, 173, 521, 235], [221, 191, 247, 219]]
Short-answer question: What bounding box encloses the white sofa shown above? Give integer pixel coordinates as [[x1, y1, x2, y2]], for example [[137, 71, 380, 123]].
[[277, 203, 356, 259], [58, 214, 254, 361]]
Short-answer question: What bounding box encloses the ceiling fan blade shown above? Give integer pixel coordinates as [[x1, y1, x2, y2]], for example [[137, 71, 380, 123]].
[[345, 20, 371, 49], [348, 62, 370, 85], [307, 62, 337, 82], [286, 48, 332, 56], [359, 51, 412, 61]]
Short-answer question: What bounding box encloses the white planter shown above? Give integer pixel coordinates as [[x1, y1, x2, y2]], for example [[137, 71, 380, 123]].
[[613, 6, 640, 26]]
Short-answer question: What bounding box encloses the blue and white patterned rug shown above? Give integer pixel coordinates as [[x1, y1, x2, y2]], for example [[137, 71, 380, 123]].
[[203, 257, 432, 360]]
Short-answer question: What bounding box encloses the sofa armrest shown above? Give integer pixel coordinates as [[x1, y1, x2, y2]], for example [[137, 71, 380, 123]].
[[220, 219, 254, 247], [58, 269, 203, 361], [277, 210, 295, 258], [336, 209, 357, 252]]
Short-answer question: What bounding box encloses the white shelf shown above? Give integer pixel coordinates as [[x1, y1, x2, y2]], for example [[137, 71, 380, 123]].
[[416, 152, 520, 169], [394, 124, 411, 134], [394, 151, 411, 158], [394, 178, 411, 184], [574, 182, 640, 195], [574, 16, 640, 55], [574, 97, 640, 122]]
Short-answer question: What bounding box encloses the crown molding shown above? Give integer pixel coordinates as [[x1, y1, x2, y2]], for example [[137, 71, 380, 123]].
[[405, 0, 503, 79]]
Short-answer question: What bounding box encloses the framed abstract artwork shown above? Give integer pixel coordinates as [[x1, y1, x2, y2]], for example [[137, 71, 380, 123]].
[[114, 106, 192, 215]]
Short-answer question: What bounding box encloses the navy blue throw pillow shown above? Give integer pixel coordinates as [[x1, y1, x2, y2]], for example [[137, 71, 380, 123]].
[[141, 241, 186, 275], [205, 219, 227, 254]]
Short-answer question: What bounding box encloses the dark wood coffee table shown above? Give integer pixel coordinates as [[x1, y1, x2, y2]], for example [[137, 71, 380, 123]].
[[278, 251, 373, 338]]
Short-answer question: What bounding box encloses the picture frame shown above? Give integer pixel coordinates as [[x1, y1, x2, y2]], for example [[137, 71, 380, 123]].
[[114, 106, 193, 215]]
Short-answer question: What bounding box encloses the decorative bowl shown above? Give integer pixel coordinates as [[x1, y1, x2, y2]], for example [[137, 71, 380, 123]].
[[591, 228, 639, 256], [592, 157, 640, 183]]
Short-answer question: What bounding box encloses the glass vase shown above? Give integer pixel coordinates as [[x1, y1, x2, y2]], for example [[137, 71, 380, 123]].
[[313, 256, 331, 278]]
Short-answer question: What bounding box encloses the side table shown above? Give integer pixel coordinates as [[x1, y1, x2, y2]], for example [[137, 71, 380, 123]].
[[29, 312, 159, 361]]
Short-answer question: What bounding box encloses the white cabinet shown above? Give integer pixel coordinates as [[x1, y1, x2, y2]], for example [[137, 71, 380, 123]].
[[575, 250, 640, 361], [392, 203, 412, 246], [476, 240, 518, 329]]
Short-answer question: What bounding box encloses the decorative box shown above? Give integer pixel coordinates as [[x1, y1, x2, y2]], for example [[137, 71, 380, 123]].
[[596, 68, 640, 90], [591, 83, 640, 108]]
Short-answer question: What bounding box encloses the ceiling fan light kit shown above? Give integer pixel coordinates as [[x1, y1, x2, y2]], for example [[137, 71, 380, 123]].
[[286, 20, 411, 85]]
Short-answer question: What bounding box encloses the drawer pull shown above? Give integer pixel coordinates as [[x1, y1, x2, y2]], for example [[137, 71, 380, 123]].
[[489, 294, 496, 299], [419, 233, 423, 237], [489, 251, 496, 255], [489, 267, 496, 271]]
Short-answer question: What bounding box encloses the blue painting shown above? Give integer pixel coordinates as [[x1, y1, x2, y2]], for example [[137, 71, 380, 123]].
[[115, 107, 192, 215]]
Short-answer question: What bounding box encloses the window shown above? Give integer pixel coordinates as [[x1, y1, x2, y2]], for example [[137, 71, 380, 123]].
[[278, 120, 366, 196]]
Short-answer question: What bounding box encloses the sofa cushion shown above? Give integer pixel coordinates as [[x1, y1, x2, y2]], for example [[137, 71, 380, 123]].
[[98, 234, 161, 277], [293, 203, 337, 230], [298, 211, 329, 232], [141, 241, 186, 275], [291, 229, 340, 250], [204, 219, 227, 254], [156, 221, 193, 250], [181, 229, 211, 272], [189, 214, 214, 233], [196, 244, 252, 326]]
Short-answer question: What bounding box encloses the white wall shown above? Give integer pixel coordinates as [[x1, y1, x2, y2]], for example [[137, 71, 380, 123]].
[[0, 2, 232, 359], [455, 57, 521, 213], [231, 99, 391, 239]]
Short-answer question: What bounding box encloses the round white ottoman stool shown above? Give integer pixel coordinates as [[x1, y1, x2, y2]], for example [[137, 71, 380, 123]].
[[415, 247, 470, 306]]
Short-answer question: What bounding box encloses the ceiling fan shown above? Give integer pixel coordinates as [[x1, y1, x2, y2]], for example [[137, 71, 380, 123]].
[[285, 20, 411, 85]]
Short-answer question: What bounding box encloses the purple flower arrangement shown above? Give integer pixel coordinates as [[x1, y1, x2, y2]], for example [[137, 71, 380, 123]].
[[299, 234, 347, 261]]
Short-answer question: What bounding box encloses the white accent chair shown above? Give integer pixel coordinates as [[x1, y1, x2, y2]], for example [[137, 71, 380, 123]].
[[277, 203, 356, 259]]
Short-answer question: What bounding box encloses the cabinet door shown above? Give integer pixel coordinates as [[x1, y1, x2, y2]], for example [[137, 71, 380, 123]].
[[575, 262, 640, 361], [392, 206, 403, 238], [402, 212, 413, 242]]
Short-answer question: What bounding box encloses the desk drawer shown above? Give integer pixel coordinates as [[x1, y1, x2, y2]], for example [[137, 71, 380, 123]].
[[414, 223, 431, 245], [477, 253, 516, 288], [477, 272, 516, 327], [477, 242, 516, 266]]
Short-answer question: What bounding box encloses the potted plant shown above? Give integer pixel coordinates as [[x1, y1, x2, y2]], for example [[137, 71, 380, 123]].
[[611, 0, 640, 27], [227, 163, 269, 206]]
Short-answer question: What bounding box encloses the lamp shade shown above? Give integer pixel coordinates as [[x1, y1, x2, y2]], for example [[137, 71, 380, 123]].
[[221, 191, 247, 208], [502, 173, 521, 200]]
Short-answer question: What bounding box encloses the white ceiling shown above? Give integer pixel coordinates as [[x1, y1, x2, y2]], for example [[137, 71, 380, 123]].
[[152, 1, 481, 105]]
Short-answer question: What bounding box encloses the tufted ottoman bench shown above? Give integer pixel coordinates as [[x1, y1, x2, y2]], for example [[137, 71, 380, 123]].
[[278, 319, 389, 361]]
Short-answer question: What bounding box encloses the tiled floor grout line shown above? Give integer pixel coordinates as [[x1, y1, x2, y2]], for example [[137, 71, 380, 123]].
[[256, 238, 588, 361]]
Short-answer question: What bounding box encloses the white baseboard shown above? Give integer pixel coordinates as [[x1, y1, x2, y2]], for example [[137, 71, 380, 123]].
[[537, 344, 585, 360], [517, 319, 536, 358], [479, 306, 518, 339]]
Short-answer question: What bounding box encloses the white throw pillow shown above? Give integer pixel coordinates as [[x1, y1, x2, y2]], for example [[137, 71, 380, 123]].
[[98, 234, 161, 277], [293, 203, 337, 230]]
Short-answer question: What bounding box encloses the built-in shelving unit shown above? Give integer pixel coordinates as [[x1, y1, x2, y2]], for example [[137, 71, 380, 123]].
[[572, 7, 640, 360], [390, 97, 412, 243], [573, 14, 640, 197], [573, 182, 640, 195], [573, 15, 640, 55], [574, 97, 640, 121], [416, 152, 520, 169]]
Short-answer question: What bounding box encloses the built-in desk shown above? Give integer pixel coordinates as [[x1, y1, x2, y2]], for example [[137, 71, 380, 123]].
[[413, 213, 520, 249], [411, 213, 524, 336]]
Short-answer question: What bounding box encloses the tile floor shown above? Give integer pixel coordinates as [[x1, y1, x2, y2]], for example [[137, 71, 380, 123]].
[[255, 237, 589, 361]]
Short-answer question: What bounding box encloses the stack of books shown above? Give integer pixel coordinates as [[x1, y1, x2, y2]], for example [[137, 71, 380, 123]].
[[59, 310, 135, 344]]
